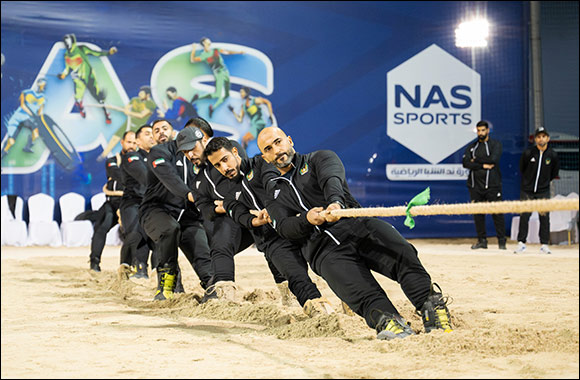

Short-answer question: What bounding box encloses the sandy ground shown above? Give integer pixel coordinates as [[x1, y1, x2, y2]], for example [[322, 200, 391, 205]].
[[1, 238, 579, 379]]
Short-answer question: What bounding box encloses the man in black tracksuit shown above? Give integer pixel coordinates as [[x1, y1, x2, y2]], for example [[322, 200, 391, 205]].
[[139, 119, 213, 300], [118, 125, 156, 278], [257, 126, 453, 340], [462, 120, 507, 250], [89, 131, 133, 272], [514, 127, 560, 254], [190, 134, 282, 303], [204, 137, 330, 313]]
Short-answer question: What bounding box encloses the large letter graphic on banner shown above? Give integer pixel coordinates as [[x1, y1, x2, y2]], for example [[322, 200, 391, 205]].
[[150, 43, 274, 141]]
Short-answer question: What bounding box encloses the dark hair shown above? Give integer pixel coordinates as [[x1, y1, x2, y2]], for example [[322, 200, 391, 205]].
[[151, 118, 173, 129], [200, 37, 210, 44], [139, 85, 151, 96], [240, 86, 251, 96], [204, 136, 233, 157], [135, 124, 152, 138], [476, 120, 489, 128], [121, 130, 135, 140], [185, 117, 214, 137], [166, 86, 177, 93]]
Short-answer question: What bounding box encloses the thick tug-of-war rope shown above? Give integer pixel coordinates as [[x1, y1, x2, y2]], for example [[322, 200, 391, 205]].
[[329, 198, 579, 218]]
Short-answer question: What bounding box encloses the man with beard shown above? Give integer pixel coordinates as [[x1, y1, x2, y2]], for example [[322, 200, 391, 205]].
[[139, 118, 213, 300], [514, 127, 560, 254], [88, 130, 135, 272], [257, 126, 454, 340], [185, 128, 281, 303], [117, 125, 156, 279], [203, 137, 334, 315], [462, 120, 507, 250]]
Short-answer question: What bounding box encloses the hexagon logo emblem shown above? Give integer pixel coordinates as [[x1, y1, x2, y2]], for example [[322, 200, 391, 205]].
[[387, 44, 480, 164]]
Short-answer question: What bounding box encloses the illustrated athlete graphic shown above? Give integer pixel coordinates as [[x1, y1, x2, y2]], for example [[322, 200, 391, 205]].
[[228, 86, 274, 149], [57, 33, 117, 124], [190, 37, 244, 118], [2, 78, 47, 159], [1, 77, 81, 171]]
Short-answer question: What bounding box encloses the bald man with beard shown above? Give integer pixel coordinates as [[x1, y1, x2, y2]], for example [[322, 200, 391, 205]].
[[257, 127, 454, 340]]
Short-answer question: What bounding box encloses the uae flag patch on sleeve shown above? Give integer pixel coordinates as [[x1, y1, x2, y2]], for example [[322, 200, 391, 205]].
[[152, 158, 165, 168]]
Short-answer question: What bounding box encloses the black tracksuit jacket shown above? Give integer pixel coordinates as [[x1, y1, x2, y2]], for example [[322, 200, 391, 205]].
[[264, 150, 360, 265], [462, 138, 503, 190], [519, 144, 560, 194], [120, 149, 148, 207], [140, 139, 201, 220]]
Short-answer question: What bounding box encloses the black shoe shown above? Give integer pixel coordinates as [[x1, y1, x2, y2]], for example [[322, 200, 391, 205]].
[[471, 239, 487, 249], [130, 262, 148, 280], [498, 239, 507, 250], [418, 283, 453, 333], [191, 94, 199, 103], [174, 269, 184, 293], [376, 313, 415, 340], [90, 260, 101, 272], [199, 284, 218, 303]]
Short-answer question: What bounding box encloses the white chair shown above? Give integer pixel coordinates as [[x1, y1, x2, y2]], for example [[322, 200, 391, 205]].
[[59, 192, 93, 247], [27, 193, 62, 247], [90, 192, 122, 246], [1, 194, 28, 246], [91, 192, 106, 211], [550, 193, 579, 244]]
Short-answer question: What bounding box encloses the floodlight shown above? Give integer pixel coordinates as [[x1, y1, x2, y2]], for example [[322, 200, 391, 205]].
[[455, 19, 489, 48]]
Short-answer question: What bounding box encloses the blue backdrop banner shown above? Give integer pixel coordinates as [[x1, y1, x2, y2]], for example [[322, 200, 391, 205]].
[[1, 1, 529, 237]]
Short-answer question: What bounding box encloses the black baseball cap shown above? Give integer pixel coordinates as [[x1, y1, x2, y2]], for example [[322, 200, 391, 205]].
[[534, 127, 549, 137], [176, 126, 204, 151]]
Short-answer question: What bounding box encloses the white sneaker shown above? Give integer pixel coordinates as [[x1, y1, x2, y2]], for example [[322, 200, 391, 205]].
[[540, 244, 552, 254], [513, 241, 526, 254]]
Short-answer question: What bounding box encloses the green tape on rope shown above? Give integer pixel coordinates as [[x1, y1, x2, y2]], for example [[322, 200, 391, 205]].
[[404, 187, 430, 229]]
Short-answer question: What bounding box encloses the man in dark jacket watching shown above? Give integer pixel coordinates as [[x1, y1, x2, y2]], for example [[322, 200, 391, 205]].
[[514, 127, 560, 254], [462, 120, 507, 250]]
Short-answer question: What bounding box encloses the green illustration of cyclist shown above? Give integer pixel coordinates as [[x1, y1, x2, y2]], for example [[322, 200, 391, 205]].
[[1, 78, 46, 159], [228, 86, 274, 149], [190, 37, 244, 118], [57, 33, 117, 124]]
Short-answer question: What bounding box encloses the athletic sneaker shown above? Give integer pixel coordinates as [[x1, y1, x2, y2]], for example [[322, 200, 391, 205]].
[[174, 270, 185, 293], [376, 313, 415, 340], [540, 244, 552, 254], [130, 262, 148, 280], [276, 281, 296, 306], [153, 267, 176, 301], [419, 283, 453, 333], [117, 263, 133, 280], [90, 260, 101, 272], [303, 297, 335, 317], [214, 281, 237, 302], [199, 285, 218, 304], [513, 241, 526, 254]]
